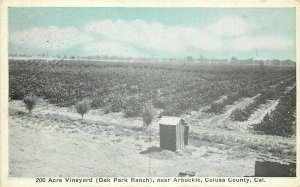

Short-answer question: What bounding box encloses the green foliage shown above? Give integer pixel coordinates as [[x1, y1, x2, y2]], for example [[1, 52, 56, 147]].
[[253, 88, 296, 137], [230, 108, 249, 121], [76, 99, 91, 119], [204, 102, 226, 114], [205, 92, 250, 115], [129, 85, 139, 93], [105, 97, 123, 113], [23, 93, 38, 113], [9, 59, 296, 121], [153, 97, 167, 109], [229, 78, 295, 123], [223, 93, 241, 105], [238, 89, 254, 98], [11, 89, 26, 100], [123, 97, 143, 117]]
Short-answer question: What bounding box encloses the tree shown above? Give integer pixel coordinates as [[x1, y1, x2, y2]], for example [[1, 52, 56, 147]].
[[23, 93, 38, 114], [272, 59, 280, 66], [141, 102, 155, 130], [76, 99, 91, 119], [186, 56, 194, 62], [230, 56, 239, 64]]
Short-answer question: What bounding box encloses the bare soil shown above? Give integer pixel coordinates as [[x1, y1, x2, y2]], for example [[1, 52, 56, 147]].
[[9, 99, 295, 177]]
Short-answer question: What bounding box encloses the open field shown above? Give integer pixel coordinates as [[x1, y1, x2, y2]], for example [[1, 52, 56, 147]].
[[9, 59, 296, 177]]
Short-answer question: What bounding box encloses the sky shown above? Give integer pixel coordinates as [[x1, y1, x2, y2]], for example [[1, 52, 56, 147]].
[[9, 8, 296, 61]]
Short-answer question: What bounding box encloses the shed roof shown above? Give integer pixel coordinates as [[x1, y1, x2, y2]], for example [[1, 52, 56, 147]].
[[159, 116, 183, 126]]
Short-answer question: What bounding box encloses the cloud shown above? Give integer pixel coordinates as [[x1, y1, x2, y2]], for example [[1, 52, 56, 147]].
[[10, 26, 92, 50], [205, 16, 256, 37], [84, 19, 222, 53], [83, 41, 143, 57], [229, 35, 294, 51], [84, 17, 293, 56], [9, 16, 294, 58]]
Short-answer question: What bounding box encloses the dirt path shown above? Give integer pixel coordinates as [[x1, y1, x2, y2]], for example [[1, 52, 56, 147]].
[[9, 100, 262, 177], [9, 98, 295, 177], [182, 95, 257, 130], [181, 96, 294, 157]]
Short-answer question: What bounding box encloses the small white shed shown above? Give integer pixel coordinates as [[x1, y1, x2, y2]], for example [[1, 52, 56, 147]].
[[159, 116, 189, 151]]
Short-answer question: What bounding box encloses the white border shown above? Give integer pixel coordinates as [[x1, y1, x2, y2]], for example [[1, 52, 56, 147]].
[[1, 0, 299, 187]]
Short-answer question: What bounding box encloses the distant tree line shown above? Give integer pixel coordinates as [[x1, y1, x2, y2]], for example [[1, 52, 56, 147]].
[[8, 53, 295, 66]]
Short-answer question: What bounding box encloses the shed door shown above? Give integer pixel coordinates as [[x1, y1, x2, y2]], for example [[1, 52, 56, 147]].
[[177, 124, 180, 150], [176, 124, 184, 150]]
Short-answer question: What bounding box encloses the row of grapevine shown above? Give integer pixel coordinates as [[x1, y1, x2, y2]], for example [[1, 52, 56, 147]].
[[252, 87, 296, 137], [9, 59, 296, 118], [230, 76, 295, 121]]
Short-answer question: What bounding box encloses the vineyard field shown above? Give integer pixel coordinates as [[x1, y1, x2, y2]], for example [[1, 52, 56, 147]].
[[9, 59, 296, 177], [10, 59, 295, 120]]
